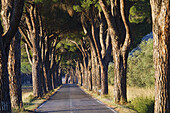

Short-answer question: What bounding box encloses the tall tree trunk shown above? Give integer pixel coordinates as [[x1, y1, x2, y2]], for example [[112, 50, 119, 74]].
[[78, 62, 83, 86], [90, 13, 108, 95], [0, 0, 24, 111], [2, 0, 23, 108], [99, 0, 131, 103], [29, 5, 43, 97], [0, 0, 24, 112], [70, 68, 74, 84], [21, 4, 43, 97], [51, 62, 56, 89], [113, 48, 127, 103], [91, 45, 97, 92], [55, 65, 59, 86], [55, 55, 62, 87], [40, 39, 47, 94], [96, 59, 101, 94], [65, 73, 69, 84], [50, 48, 56, 90], [0, 36, 11, 113], [80, 63, 84, 86], [87, 55, 92, 91], [8, 31, 23, 109], [32, 34, 43, 97], [39, 55, 46, 94], [150, 0, 170, 112], [44, 38, 52, 91], [82, 55, 88, 88], [39, 11, 46, 94], [58, 66, 62, 85]]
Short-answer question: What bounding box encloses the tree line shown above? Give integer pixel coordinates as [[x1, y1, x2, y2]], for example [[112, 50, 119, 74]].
[[0, 0, 169, 113]]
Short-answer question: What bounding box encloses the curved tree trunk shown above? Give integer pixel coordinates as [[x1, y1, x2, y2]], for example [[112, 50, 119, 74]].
[[91, 13, 108, 95], [2, 0, 23, 108], [99, 0, 131, 103], [150, 0, 170, 112], [0, 0, 24, 112], [0, 0, 24, 113]]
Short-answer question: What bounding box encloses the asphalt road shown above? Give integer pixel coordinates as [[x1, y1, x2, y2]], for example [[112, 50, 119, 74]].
[[35, 84, 117, 113]]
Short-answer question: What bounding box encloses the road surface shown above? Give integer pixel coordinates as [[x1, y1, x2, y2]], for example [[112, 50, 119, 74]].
[[35, 84, 117, 113]]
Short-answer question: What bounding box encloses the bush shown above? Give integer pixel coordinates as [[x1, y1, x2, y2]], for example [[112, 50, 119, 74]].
[[127, 39, 154, 88], [108, 39, 154, 88], [27, 94, 35, 103], [108, 62, 114, 86], [128, 96, 154, 113], [21, 62, 32, 74]]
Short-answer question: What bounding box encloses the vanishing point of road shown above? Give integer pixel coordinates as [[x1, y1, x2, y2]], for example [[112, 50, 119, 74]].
[[35, 84, 117, 113]]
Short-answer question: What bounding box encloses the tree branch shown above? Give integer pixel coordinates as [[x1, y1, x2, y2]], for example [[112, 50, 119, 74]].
[[3, 0, 24, 46], [25, 43, 33, 65], [68, 39, 85, 57], [120, 0, 131, 52], [19, 27, 33, 50]]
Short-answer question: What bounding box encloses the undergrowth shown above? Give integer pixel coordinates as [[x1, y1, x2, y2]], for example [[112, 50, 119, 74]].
[[128, 96, 154, 113]]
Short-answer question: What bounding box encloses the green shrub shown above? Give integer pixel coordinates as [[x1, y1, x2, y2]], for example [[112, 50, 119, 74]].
[[12, 107, 25, 113], [21, 62, 32, 74], [108, 39, 154, 88], [128, 96, 154, 113], [127, 39, 154, 88], [27, 94, 35, 103], [108, 63, 114, 86]]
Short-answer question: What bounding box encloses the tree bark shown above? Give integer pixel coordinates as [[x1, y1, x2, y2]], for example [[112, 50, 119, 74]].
[[2, 0, 23, 108], [80, 63, 84, 86], [0, 0, 24, 113], [113, 49, 127, 103], [39, 38, 47, 94], [65, 73, 69, 84], [150, 0, 170, 112], [58, 65, 62, 85], [32, 33, 43, 97], [90, 9, 108, 95], [50, 40, 58, 90], [0, 0, 24, 112], [91, 45, 97, 92], [43, 37, 52, 91], [8, 31, 23, 109], [87, 53, 92, 91], [78, 62, 83, 86], [24, 4, 43, 97], [0, 36, 11, 113], [99, 0, 131, 103]]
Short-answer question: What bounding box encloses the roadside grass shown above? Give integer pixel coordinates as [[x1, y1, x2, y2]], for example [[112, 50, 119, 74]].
[[127, 87, 154, 100], [127, 86, 154, 113], [13, 85, 62, 113], [80, 85, 154, 113], [127, 96, 154, 113]]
